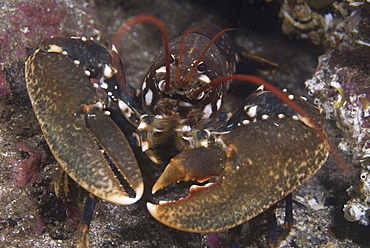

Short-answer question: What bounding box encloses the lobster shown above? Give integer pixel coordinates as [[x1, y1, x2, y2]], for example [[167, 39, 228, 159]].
[[25, 15, 337, 247]]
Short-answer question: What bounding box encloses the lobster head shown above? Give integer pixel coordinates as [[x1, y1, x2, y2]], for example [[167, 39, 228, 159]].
[[141, 23, 238, 128]]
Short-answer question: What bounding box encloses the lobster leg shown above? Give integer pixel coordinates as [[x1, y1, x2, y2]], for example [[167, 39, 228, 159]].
[[76, 194, 97, 248], [228, 224, 242, 248], [284, 193, 294, 229], [267, 193, 293, 247], [227, 194, 293, 247], [266, 204, 278, 247]]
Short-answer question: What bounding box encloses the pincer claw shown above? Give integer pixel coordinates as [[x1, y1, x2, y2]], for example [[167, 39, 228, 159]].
[[152, 146, 226, 193], [148, 110, 329, 233], [84, 108, 144, 204], [25, 37, 144, 205]]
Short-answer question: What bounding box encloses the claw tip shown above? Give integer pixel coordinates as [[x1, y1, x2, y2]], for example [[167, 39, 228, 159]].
[[152, 181, 165, 194], [110, 182, 144, 205], [146, 202, 158, 216]]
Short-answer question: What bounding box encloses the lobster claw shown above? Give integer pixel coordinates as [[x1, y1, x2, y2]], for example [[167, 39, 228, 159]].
[[25, 38, 143, 205], [83, 108, 144, 204], [147, 102, 330, 232], [151, 146, 226, 194]]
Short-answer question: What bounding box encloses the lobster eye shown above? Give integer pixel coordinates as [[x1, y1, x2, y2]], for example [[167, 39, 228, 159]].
[[196, 62, 207, 73], [170, 54, 176, 65]]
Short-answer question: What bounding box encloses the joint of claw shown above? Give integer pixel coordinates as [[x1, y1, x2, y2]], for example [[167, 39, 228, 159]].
[[79, 104, 91, 114], [226, 145, 237, 159], [79, 98, 106, 114]]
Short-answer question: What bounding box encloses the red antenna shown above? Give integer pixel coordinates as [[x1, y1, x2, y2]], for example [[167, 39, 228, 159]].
[[174, 25, 205, 86], [185, 28, 234, 83], [112, 15, 170, 94]]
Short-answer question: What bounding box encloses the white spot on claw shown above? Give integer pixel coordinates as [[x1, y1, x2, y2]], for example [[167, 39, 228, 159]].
[[104, 64, 114, 78], [242, 119, 250, 125], [246, 105, 257, 118], [47, 44, 63, 53], [100, 82, 108, 89]]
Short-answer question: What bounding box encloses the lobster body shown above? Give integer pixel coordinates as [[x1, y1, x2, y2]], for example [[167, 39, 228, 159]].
[[25, 16, 330, 246]]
